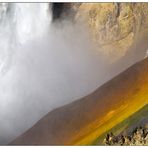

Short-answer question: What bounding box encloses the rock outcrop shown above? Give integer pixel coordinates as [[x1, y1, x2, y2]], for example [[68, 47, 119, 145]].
[[103, 126, 148, 146], [72, 3, 148, 62]]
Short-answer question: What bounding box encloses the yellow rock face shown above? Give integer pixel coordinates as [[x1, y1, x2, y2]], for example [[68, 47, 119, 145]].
[[75, 3, 148, 62]]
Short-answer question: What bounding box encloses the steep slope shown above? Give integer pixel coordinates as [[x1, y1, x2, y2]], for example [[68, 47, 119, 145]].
[[11, 57, 148, 145]]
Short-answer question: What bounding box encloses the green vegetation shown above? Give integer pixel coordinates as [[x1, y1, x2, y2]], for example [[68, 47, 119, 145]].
[[92, 104, 148, 145]]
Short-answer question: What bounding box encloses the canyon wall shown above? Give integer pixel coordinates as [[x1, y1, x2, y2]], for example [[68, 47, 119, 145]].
[[71, 3, 148, 62]]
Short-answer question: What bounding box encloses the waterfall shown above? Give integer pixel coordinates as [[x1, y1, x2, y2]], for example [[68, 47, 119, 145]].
[[0, 3, 54, 144], [0, 3, 51, 74], [14, 3, 51, 44]]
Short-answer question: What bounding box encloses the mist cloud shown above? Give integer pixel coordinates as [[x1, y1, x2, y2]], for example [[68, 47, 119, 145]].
[[0, 19, 111, 144]]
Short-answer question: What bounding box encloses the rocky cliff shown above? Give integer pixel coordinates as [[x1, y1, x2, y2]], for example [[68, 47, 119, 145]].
[[71, 3, 148, 62]]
